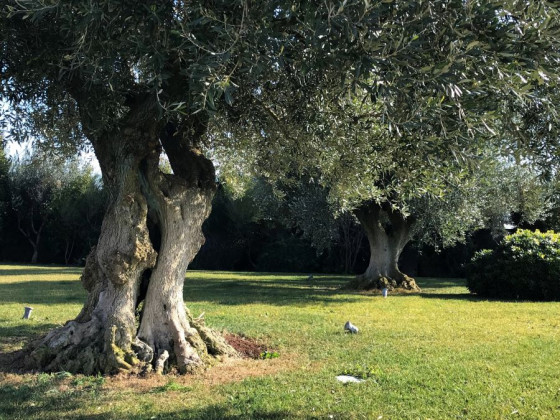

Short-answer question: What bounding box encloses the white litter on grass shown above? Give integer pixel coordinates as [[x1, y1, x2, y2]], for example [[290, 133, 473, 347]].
[[336, 375, 365, 383]]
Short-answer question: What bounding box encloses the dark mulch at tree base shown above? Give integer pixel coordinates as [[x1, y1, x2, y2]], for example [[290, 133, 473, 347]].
[[224, 333, 267, 359]]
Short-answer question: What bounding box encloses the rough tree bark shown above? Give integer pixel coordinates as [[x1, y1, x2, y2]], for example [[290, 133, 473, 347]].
[[136, 122, 235, 374], [25, 100, 235, 375], [351, 202, 419, 291]]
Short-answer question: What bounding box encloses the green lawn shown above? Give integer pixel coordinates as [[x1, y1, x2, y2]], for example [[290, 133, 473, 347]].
[[1, 265, 559, 419]]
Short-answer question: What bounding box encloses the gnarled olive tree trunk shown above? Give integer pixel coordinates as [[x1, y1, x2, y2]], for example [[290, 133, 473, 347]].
[[136, 123, 235, 374], [27, 124, 158, 374], [26, 107, 235, 375], [351, 202, 419, 291]]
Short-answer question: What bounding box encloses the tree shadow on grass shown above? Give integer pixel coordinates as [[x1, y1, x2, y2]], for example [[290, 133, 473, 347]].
[[414, 278, 546, 303], [0, 323, 59, 340], [0, 266, 83, 276], [0, 348, 28, 373], [419, 293, 556, 303], [0, 274, 361, 307], [0, 375, 106, 418], [0, 325, 58, 374], [183, 274, 485, 306], [410, 277, 480, 301], [415, 277, 467, 289], [0, 280, 85, 305], [418, 292, 480, 302], [184, 275, 364, 306], [153, 406, 322, 420], [0, 393, 319, 420], [0, 376, 321, 420]]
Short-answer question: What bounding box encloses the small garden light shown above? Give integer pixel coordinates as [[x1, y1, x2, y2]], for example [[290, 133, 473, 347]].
[[22, 306, 33, 319], [344, 321, 359, 334]]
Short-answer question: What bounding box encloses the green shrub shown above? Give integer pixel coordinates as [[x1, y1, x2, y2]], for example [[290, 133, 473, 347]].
[[466, 229, 560, 300]]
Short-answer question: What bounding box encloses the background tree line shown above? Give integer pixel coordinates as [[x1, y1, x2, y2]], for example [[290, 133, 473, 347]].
[[0, 144, 105, 265], [2, 142, 556, 277]]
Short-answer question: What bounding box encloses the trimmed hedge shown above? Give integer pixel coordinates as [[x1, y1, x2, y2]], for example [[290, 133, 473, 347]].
[[466, 229, 560, 300]]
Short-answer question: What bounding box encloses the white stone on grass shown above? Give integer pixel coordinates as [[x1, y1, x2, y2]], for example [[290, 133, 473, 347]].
[[344, 321, 359, 334]]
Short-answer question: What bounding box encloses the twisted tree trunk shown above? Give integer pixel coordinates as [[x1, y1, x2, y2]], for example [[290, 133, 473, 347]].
[[136, 123, 235, 374], [26, 103, 235, 375], [351, 202, 419, 291]]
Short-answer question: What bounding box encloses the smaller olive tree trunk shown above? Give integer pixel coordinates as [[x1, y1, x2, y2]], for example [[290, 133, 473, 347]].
[[352, 202, 419, 291]]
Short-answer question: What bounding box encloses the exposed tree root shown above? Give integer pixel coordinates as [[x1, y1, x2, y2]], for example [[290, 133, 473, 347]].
[[24, 311, 237, 375], [350, 272, 420, 291]]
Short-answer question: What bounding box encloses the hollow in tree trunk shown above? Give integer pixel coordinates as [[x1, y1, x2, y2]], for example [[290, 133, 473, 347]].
[[351, 202, 419, 291], [25, 103, 235, 375]]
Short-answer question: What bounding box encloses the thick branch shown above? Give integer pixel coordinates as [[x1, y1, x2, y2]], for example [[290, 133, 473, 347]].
[[160, 120, 216, 190]]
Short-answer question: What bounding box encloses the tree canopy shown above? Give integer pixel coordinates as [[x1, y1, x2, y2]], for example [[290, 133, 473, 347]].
[[3, 1, 560, 152]]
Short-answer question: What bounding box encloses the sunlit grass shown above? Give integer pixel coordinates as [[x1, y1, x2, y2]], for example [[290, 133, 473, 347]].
[[1, 264, 559, 419]]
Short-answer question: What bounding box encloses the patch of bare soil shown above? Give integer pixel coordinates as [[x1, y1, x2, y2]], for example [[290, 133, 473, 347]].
[[108, 335, 295, 391], [1, 333, 297, 391], [224, 333, 267, 359], [106, 352, 300, 392]]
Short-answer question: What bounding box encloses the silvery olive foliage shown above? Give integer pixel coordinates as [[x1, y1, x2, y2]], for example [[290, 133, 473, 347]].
[[1, 1, 558, 156], [217, 86, 554, 250]]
